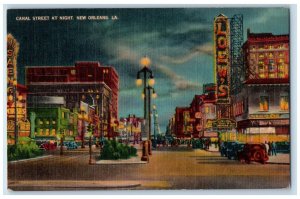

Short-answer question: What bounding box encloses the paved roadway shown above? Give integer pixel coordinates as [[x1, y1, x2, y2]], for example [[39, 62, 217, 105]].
[[7, 146, 290, 190]]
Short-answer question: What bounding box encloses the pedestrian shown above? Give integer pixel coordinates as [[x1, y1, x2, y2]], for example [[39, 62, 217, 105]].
[[268, 141, 272, 156], [271, 142, 277, 156], [264, 141, 269, 154]]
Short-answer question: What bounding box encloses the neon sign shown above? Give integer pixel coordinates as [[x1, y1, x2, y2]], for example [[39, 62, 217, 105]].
[[214, 14, 231, 104]]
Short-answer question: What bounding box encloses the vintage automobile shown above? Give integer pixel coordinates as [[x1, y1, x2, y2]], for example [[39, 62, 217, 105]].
[[227, 142, 245, 160], [276, 142, 290, 153], [220, 141, 237, 157], [237, 143, 269, 164], [39, 141, 57, 150], [63, 141, 78, 150]]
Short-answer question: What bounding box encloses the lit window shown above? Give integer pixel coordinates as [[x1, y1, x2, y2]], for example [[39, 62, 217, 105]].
[[268, 60, 276, 78], [280, 95, 289, 111], [205, 107, 209, 114], [268, 53, 273, 58], [258, 61, 265, 78], [70, 69, 76, 75], [259, 95, 269, 111]]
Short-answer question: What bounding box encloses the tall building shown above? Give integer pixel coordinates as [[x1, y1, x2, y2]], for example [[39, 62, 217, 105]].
[[243, 29, 289, 80], [233, 31, 290, 143], [174, 107, 192, 138], [25, 61, 117, 138], [190, 85, 217, 140]]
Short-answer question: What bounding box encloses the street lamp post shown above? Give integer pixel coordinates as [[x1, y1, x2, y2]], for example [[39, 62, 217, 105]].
[[136, 56, 155, 161], [79, 106, 86, 148], [87, 123, 94, 165], [59, 129, 65, 156], [152, 104, 158, 149], [147, 86, 157, 154]]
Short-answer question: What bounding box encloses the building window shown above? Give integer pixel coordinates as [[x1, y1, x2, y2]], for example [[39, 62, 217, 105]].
[[280, 95, 289, 111], [258, 61, 265, 78], [268, 59, 276, 78], [278, 64, 285, 78], [268, 53, 274, 58], [259, 95, 269, 111], [62, 112, 65, 119]]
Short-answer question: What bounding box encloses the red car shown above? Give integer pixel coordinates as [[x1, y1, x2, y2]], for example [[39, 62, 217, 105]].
[[39, 141, 57, 150], [237, 143, 269, 164]]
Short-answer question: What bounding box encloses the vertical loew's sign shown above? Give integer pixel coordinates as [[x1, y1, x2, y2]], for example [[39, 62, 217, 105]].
[[214, 14, 231, 104]]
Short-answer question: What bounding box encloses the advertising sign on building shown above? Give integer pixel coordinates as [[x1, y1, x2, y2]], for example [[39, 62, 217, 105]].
[[214, 14, 231, 104]]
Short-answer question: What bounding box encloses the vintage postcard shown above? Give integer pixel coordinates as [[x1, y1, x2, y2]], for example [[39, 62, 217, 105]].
[[6, 7, 291, 191]]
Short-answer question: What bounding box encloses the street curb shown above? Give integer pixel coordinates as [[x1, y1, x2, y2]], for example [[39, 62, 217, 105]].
[[8, 184, 141, 190], [8, 155, 53, 164], [266, 162, 290, 165], [95, 161, 147, 165]]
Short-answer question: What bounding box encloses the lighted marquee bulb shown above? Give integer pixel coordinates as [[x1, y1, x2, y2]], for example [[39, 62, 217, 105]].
[[8, 95, 13, 102]]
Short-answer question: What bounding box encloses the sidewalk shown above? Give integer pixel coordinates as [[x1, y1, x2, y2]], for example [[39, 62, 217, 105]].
[[206, 146, 219, 153], [267, 153, 290, 165]]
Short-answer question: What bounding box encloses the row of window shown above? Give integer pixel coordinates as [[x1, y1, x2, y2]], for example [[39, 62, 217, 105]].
[[34, 129, 75, 136], [257, 59, 288, 78], [259, 95, 289, 111], [251, 44, 287, 50]]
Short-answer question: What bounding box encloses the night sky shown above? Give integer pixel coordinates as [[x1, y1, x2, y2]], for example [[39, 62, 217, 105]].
[[7, 8, 289, 132]]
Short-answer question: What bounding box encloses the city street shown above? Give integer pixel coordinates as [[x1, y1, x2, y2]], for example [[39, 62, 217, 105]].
[[7, 146, 290, 190]]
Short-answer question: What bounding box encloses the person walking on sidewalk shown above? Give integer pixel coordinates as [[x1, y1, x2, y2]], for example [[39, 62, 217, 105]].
[[271, 142, 277, 156], [264, 141, 269, 155], [268, 141, 272, 156]]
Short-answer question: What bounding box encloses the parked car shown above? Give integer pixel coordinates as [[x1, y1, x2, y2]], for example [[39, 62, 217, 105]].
[[276, 142, 290, 153], [238, 143, 269, 164], [63, 141, 78, 150], [39, 141, 57, 150], [192, 139, 204, 149], [227, 142, 245, 160], [220, 141, 237, 157]]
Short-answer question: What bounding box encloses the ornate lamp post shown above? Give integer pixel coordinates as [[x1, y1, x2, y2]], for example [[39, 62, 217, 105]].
[[78, 106, 86, 148], [58, 129, 65, 156], [152, 104, 158, 149], [147, 86, 157, 153], [136, 56, 156, 161], [87, 123, 94, 164]]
